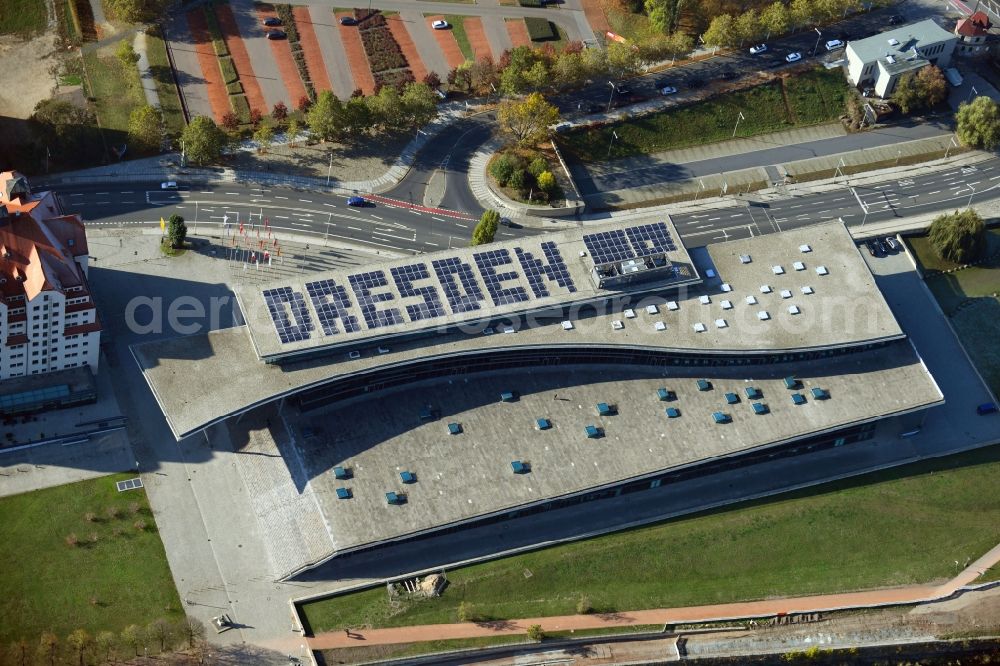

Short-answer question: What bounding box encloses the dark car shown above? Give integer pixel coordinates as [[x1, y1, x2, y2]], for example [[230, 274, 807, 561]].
[[347, 196, 367, 206], [888, 14, 904, 25], [265, 30, 286, 40], [262, 17, 281, 26], [875, 238, 888, 255], [339, 16, 358, 25], [865, 240, 878, 257]]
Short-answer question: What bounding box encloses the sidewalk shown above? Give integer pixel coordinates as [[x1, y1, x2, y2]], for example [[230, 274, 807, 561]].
[[307, 541, 1000, 650]]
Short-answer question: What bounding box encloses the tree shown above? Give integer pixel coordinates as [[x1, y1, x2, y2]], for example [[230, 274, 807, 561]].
[[105, 0, 166, 22], [253, 122, 274, 153], [497, 92, 559, 147], [166, 213, 187, 248], [469, 56, 499, 94], [957, 96, 1000, 149], [7, 639, 30, 666], [37, 632, 58, 666], [178, 616, 206, 649], [703, 14, 737, 48], [928, 209, 986, 264], [537, 170, 556, 193], [892, 73, 922, 114], [180, 116, 225, 165], [638, 32, 693, 64], [115, 41, 140, 73], [916, 65, 948, 107], [121, 624, 143, 657], [30, 98, 95, 157], [490, 153, 518, 186], [526, 624, 545, 641], [249, 107, 263, 127], [297, 95, 312, 112], [67, 629, 92, 666], [128, 105, 162, 152], [644, 0, 677, 34], [760, 1, 789, 38], [471, 210, 500, 246], [271, 101, 288, 123], [286, 118, 301, 147], [606, 41, 641, 76], [528, 156, 548, 177], [422, 71, 441, 89], [552, 51, 586, 89], [306, 90, 343, 141], [367, 85, 404, 131], [95, 631, 117, 664], [509, 168, 527, 191], [147, 618, 174, 653], [789, 0, 815, 28], [221, 111, 239, 131], [734, 9, 762, 44], [400, 82, 438, 128]]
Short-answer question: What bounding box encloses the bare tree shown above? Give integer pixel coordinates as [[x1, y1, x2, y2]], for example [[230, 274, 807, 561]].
[[147, 618, 174, 653], [7, 639, 30, 666], [37, 632, 59, 666], [95, 631, 117, 664], [67, 629, 92, 666], [178, 616, 206, 649], [120, 624, 144, 657]]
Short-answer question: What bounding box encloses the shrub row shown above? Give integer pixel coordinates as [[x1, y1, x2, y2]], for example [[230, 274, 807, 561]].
[[219, 56, 238, 84], [374, 69, 415, 91], [358, 20, 408, 72], [518, 0, 543, 6], [524, 17, 556, 41], [274, 4, 299, 42], [353, 8, 386, 27], [203, 5, 228, 57], [226, 81, 243, 95], [230, 94, 250, 123], [276, 4, 315, 101]]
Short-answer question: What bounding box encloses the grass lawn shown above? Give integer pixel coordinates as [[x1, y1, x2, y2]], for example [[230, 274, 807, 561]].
[[605, 4, 657, 42], [444, 15, 474, 62], [949, 300, 1000, 397], [0, 473, 184, 644], [977, 564, 1000, 583], [0, 0, 48, 35], [144, 29, 187, 139], [784, 68, 850, 124], [559, 68, 845, 162], [83, 44, 146, 136], [300, 444, 1000, 634]]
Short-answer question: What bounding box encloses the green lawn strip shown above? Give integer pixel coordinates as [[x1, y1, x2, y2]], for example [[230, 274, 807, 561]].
[[82, 45, 147, 134], [445, 15, 474, 62], [60, 0, 82, 43], [0, 0, 48, 35], [783, 68, 849, 125], [300, 444, 1000, 634], [949, 300, 1000, 397], [319, 634, 527, 663], [976, 564, 1000, 583], [144, 29, 187, 137], [0, 473, 184, 644], [606, 7, 656, 42]]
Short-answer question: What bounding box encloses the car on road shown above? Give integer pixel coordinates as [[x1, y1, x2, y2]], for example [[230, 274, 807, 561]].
[[785, 52, 802, 63], [749, 43, 768, 55], [347, 196, 367, 206], [825, 39, 845, 51], [659, 85, 677, 96], [160, 181, 178, 190], [432, 19, 449, 29], [262, 17, 281, 26], [266, 30, 286, 40], [339, 16, 357, 25], [888, 14, 904, 25], [500, 217, 512, 227]]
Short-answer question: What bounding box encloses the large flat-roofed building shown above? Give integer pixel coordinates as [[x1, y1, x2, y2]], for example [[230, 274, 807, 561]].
[[845, 19, 957, 97], [134, 220, 942, 577], [0, 171, 100, 385]]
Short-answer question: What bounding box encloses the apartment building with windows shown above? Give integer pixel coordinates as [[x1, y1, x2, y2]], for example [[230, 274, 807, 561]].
[[846, 19, 957, 98], [0, 171, 100, 381]]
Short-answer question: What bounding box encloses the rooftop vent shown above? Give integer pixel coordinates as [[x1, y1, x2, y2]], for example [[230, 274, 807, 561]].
[[715, 318, 728, 328], [781, 289, 792, 299], [653, 321, 666, 331], [789, 305, 801, 315], [667, 301, 679, 311], [561, 320, 574, 330], [611, 319, 624, 330], [739, 254, 752, 264], [772, 265, 785, 275], [801, 286, 814, 295], [816, 266, 829, 275], [721, 300, 733, 310], [536, 418, 551, 430], [699, 294, 712, 304], [721, 283, 732, 292], [693, 322, 706, 332], [746, 295, 758, 305], [758, 310, 770, 320], [760, 285, 772, 293], [624, 308, 636, 319], [793, 261, 805, 271], [799, 244, 811, 253]]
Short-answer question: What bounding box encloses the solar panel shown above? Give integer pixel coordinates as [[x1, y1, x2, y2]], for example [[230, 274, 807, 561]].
[[473, 248, 530, 306], [432, 257, 485, 313], [348, 271, 405, 329], [515, 242, 577, 297], [390, 263, 445, 321], [582, 222, 676, 265], [263, 286, 314, 344], [304, 279, 360, 336], [625, 222, 677, 256]]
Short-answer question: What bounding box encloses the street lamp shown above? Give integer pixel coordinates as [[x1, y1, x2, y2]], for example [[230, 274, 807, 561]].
[[607, 131, 619, 159], [967, 85, 979, 104], [732, 110, 745, 138], [812, 27, 823, 56], [967, 181, 977, 209], [606, 81, 616, 113]]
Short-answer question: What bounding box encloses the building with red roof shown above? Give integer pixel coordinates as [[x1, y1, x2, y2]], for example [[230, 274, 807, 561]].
[[955, 11, 992, 56], [0, 171, 100, 381]]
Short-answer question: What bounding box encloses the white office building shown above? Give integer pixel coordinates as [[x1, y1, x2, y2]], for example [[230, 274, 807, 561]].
[[846, 19, 957, 98]]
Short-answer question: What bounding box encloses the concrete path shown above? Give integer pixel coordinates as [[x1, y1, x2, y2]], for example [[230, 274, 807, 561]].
[[308, 542, 1000, 649], [133, 31, 161, 109], [399, 9, 451, 80], [227, 1, 287, 110], [481, 15, 512, 60], [164, 12, 213, 121], [87, 0, 113, 38], [308, 4, 355, 98]]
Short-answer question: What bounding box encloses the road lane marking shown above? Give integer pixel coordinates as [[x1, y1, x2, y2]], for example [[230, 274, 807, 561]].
[[432, 216, 445, 222], [275, 215, 289, 219], [299, 199, 312, 203], [275, 195, 288, 199], [708, 216, 721, 221]]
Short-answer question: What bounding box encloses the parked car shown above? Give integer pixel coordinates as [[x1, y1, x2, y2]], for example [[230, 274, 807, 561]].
[[266, 30, 286, 40], [339, 16, 357, 25], [885, 236, 899, 252], [659, 85, 678, 96], [785, 51, 802, 63], [749, 43, 768, 55], [262, 17, 281, 26], [347, 196, 367, 206], [888, 14, 904, 25], [500, 217, 512, 227], [875, 238, 888, 255], [825, 39, 845, 51], [865, 240, 878, 257], [432, 19, 449, 29], [161, 181, 178, 190]]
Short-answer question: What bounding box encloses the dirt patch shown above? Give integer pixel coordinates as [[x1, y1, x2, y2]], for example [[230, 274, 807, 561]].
[[426, 15, 464, 70], [462, 17, 491, 62], [185, 9, 230, 123], [255, 4, 307, 106], [336, 11, 375, 94], [214, 3, 268, 115], [292, 5, 333, 94], [228, 133, 410, 183], [387, 16, 427, 85], [0, 32, 62, 129], [585, 0, 613, 34], [505, 18, 531, 49]]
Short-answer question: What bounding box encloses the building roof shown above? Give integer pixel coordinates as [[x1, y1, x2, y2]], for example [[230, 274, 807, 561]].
[[0, 171, 90, 303], [135, 222, 905, 439], [956, 11, 991, 37], [847, 19, 956, 65]]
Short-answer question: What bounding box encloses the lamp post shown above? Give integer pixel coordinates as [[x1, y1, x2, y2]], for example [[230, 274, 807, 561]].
[[732, 110, 745, 138], [967, 181, 977, 209], [812, 27, 823, 56], [967, 85, 979, 104], [606, 81, 616, 113], [607, 131, 619, 159], [326, 152, 333, 186]]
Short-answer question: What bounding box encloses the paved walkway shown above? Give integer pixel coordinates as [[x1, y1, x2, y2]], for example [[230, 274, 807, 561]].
[[308, 542, 1000, 649], [133, 30, 161, 109]]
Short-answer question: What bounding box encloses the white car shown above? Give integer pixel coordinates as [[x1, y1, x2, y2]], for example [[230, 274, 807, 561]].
[[825, 39, 844, 51], [785, 52, 802, 63], [749, 43, 767, 55], [160, 181, 178, 190], [431, 19, 449, 29], [659, 86, 677, 96]]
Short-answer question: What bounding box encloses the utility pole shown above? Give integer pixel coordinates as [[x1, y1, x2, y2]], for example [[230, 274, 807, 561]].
[[326, 152, 333, 186], [607, 130, 618, 159], [194, 200, 199, 236], [812, 27, 823, 56], [606, 81, 616, 113], [732, 111, 745, 138]]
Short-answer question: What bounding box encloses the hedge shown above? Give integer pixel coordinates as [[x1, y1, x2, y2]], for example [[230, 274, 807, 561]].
[[230, 94, 250, 123], [518, 0, 543, 6], [203, 6, 228, 57], [524, 17, 555, 41], [218, 56, 238, 84], [226, 81, 243, 95]]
